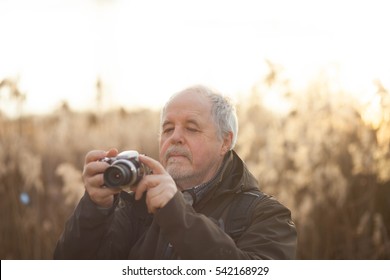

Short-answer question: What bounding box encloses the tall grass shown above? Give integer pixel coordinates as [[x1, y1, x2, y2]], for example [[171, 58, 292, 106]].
[[0, 71, 389, 259]]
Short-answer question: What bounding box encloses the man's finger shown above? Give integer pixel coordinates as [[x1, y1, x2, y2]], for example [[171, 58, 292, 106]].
[[138, 155, 166, 175], [106, 148, 118, 158], [83, 161, 109, 177], [133, 174, 172, 200], [133, 174, 159, 200], [84, 148, 118, 164], [85, 150, 107, 164]]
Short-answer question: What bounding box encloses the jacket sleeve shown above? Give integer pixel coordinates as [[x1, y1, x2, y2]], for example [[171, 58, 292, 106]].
[[155, 191, 297, 259], [53, 191, 138, 259], [53, 192, 113, 259]]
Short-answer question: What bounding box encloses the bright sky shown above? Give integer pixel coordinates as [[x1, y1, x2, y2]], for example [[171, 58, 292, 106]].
[[1, 0, 389, 117]]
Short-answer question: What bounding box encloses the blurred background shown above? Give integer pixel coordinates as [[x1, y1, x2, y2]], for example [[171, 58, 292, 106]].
[[0, 0, 389, 259]]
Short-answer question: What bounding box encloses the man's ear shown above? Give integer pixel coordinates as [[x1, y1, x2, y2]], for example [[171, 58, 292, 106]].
[[221, 131, 233, 155]]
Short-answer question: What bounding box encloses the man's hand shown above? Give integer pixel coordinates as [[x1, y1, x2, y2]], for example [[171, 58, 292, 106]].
[[82, 148, 121, 208], [133, 155, 178, 213]]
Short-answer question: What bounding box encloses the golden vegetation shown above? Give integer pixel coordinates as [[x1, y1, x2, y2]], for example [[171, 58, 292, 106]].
[[1, 68, 389, 259]]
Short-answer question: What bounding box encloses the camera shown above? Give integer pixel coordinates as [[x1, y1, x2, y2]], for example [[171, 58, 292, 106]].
[[100, 150, 146, 188]]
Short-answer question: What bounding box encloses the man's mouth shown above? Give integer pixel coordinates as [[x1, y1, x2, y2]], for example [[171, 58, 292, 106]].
[[165, 148, 192, 163], [167, 154, 187, 161]]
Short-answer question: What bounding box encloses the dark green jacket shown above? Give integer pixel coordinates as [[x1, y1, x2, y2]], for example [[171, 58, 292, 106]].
[[53, 151, 297, 259]]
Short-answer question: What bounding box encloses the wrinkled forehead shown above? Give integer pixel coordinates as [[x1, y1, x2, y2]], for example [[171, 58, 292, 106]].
[[161, 90, 213, 120]]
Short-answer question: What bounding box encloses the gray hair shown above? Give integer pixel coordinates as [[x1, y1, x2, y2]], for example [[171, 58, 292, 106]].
[[161, 85, 238, 150]]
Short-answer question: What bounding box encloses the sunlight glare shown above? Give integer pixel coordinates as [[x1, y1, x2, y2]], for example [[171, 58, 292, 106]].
[[0, 0, 389, 117]]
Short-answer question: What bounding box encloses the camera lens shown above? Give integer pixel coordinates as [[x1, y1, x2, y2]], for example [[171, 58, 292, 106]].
[[104, 163, 133, 188]]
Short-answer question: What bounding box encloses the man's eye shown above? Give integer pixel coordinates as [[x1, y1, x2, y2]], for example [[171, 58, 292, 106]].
[[187, 127, 199, 132], [163, 128, 173, 134]]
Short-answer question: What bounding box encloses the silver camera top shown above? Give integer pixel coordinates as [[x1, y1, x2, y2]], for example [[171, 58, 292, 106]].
[[101, 150, 140, 164]]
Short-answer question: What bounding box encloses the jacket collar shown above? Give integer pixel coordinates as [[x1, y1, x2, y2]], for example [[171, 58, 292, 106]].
[[185, 150, 260, 208], [182, 153, 229, 205]]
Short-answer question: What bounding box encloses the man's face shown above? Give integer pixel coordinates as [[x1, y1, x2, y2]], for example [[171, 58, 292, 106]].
[[159, 91, 229, 190]]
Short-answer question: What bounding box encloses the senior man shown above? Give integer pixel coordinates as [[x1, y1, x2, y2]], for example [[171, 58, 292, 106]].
[[54, 85, 297, 259]]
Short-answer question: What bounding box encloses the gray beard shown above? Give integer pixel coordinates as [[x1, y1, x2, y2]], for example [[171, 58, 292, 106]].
[[166, 165, 198, 190]]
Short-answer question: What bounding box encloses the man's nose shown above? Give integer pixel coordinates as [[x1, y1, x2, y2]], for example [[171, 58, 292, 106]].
[[170, 127, 184, 144]]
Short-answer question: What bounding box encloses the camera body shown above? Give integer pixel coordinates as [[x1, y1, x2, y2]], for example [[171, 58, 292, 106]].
[[100, 150, 145, 188]]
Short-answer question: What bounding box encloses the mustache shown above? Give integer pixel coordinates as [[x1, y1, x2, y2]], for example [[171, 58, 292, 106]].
[[164, 146, 192, 162]]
